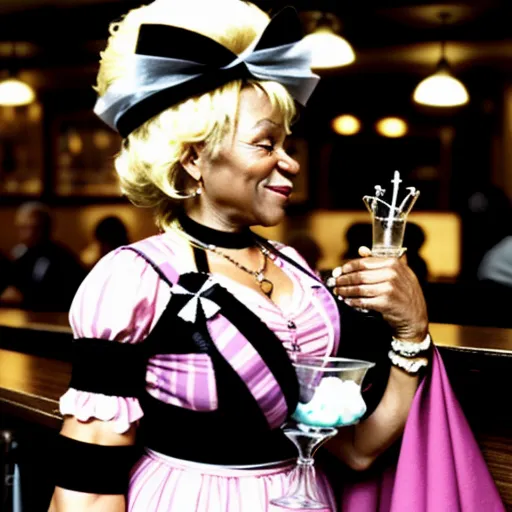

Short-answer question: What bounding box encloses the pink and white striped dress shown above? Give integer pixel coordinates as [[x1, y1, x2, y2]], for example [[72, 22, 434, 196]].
[[59, 230, 341, 511]]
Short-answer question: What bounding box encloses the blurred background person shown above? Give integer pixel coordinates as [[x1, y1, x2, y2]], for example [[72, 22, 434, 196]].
[[478, 235, 512, 287], [0, 202, 86, 311], [342, 223, 371, 261], [80, 215, 130, 270], [402, 222, 429, 289], [460, 183, 512, 281], [286, 230, 323, 274]]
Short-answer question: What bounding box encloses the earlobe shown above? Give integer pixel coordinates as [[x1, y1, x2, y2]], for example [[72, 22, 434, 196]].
[[180, 144, 203, 182]]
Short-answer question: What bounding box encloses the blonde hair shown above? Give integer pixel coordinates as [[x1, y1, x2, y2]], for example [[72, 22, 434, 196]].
[[96, 0, 297, 230]]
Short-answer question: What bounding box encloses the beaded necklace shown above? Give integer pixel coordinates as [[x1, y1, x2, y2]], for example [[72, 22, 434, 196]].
[[175, 214, 275, 298]]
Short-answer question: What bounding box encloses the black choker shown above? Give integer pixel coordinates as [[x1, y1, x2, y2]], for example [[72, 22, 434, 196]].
[[178, 213, 256, 249]]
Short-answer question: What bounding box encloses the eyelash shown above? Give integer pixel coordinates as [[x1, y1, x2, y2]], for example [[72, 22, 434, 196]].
[[257, 144, 275, 154]]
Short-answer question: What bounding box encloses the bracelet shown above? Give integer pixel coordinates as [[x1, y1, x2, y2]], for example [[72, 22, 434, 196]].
[[391, 333, 431, 358], [388, 350, 428, 375]]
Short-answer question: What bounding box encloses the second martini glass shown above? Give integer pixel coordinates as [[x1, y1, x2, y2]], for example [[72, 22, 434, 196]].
[[270, 356, 375, 510]]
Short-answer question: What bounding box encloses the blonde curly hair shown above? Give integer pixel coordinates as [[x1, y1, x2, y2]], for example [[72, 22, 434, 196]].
[[96, 0, 297, 230]]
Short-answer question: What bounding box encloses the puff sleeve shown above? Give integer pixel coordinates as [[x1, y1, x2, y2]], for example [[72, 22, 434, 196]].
[[59, 247, 171, 433]]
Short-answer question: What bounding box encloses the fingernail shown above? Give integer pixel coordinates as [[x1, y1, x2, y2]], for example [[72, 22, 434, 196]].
[[332, 266, 343, 278], [279, 160, 291, 170], [326, 277, 336, 288]]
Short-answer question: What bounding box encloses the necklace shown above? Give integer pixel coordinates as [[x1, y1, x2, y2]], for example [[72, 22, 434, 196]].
[[208, 243, 274, 298], [173, 214, 275, 298]]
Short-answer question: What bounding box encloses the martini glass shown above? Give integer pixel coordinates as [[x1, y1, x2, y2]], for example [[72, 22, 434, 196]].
[[363, 171, 420, 258], [271, 356, 375, 510]]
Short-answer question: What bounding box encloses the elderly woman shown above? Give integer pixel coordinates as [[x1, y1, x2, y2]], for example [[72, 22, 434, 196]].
[[49, 1, 504, 511]]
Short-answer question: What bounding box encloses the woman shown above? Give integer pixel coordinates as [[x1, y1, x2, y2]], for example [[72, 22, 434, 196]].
[[50, 1, 504, 511]]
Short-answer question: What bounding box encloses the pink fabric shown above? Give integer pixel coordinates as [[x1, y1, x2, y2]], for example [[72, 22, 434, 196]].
[[340, 348, 505, 512], [127, 452, 336, 512], [275, 245, 340, 355], [69, 248, 170, 342], [146, 353, 218, 410]]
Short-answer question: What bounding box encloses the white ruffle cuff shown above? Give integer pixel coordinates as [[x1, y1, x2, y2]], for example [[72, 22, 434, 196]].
[[59, 388, 144, 434]]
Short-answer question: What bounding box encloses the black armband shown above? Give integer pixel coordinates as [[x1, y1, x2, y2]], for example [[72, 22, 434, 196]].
[[69, 338, 147, 397], [53, 435, 140, 495]]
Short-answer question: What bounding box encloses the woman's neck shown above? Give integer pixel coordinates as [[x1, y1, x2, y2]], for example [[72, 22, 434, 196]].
[[178, 210, 256, 249], [185, 204, 247, 233]]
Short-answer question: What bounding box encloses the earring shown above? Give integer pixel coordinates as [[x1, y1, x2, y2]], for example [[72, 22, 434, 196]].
[[193, 187, 202, 197]]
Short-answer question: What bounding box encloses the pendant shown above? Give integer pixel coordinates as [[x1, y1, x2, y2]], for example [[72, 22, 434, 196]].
[[259, 278, 274, 297], [256, 272, 274, 297]]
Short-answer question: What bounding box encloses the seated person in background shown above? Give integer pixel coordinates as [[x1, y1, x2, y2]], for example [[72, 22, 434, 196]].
[[81, 215, 130, 270], [477, 235, 512, 287], [49, 2, 504, 511], [402, 222, 429, 288], [0, 202, 86, 311], [342, 223, 371, 261], [286, 230, 322, 273]]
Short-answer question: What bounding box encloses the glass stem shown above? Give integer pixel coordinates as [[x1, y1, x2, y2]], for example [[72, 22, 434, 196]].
[[281, 426, 337, 501], [288, 457, 321, 501]]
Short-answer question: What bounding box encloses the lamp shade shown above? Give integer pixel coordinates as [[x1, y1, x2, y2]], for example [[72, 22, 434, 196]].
[[303, 27, 355, 69], [0, 77, 35, 106], [413, 60, 468, 107]]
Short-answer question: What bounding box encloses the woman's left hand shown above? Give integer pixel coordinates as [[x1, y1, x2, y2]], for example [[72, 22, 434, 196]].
[[333, 246, 428, 342]]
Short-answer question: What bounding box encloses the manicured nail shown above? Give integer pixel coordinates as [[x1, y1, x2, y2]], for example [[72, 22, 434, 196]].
[[326, 277, 336, 288], [332, 266, 343, 278]]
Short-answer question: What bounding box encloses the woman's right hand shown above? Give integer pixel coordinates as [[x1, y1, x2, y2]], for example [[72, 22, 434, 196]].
[[49, 417, 136, 512], [333, 246, 429, 342]]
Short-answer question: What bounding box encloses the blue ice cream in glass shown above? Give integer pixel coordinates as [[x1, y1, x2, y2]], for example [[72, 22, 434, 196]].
[[271, 356, 374, 510]]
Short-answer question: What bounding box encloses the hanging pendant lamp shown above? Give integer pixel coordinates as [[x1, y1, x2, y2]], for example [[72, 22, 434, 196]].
[[302, 11, 355, 69], [0, 42, 36, 107], [413, 13, 468, 107]]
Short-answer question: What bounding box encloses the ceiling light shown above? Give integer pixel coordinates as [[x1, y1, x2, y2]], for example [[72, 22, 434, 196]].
[[304, 28, 355, 69], [0, 77, 35, 106], [302, 12, 355, 69], [376, 117, 408, 138], [0, 42, 36, 107], [332, 114, 361, 135], [413, 59, 469, 107], [413, 12, 469, 108]]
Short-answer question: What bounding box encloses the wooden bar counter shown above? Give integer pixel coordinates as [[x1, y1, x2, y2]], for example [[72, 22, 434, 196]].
[[1, 308, 512, 508]]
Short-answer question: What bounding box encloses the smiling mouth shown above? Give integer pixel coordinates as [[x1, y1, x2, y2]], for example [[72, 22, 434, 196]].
[[265, 186, 293, 197]]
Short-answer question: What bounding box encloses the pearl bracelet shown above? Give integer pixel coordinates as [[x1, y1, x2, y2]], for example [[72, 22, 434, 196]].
[[388, 350, 429, 375], [391, 333, 431, 358]]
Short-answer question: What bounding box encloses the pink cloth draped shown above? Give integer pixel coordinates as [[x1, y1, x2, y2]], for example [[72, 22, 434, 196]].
[[340, 348, 505, 512]]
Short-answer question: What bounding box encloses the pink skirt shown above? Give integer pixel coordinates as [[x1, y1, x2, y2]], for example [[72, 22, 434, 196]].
[[127, 450, 337, 511]]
